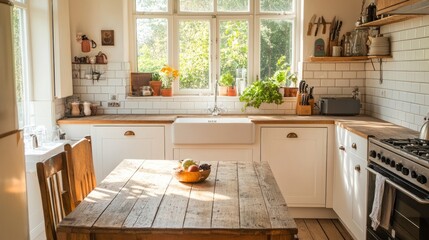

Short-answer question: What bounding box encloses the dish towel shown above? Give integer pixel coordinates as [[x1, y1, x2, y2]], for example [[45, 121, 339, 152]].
[[369, 174, 386, 230], [380, 183, 396, 230]]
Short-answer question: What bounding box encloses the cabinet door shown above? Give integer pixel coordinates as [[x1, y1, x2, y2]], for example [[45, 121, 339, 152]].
[[92, 126, 164, 183], [333, 126, 353, 221], [351, 154, 367, 240], [261, 127, 327, 207], [333, 142, 353, 222]]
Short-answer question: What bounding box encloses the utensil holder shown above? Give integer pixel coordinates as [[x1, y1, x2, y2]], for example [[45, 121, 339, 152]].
[[296, 94, 312, 116]]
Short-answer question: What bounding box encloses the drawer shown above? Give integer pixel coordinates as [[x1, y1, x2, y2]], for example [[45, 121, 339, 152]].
[[336, 126, 368, 159]]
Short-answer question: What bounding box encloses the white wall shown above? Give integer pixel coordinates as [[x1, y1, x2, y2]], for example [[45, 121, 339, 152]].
[[69, 0, 126, 62], [302, 0, 363, 59], [365, 16, 429, 131]]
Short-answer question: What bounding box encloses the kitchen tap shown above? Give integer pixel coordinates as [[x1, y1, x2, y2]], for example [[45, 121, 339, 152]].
[[208, 79, 224, 116], [30, 134, 39, 149]]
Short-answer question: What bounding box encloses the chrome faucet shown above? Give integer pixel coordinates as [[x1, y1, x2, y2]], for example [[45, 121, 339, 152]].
[[30, 134, 39, 149], [208, 79, 224, 116]]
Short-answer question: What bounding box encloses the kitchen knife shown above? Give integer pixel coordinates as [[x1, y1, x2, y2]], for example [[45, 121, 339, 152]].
[[335, 21, 343, 41], [314, 17, 321, 36], [329, 16, 336, 41], [307, 14, 316, 36], [309, 86, 314, 99], [331, 20, 338, 41], [321, 16, 326, 34]]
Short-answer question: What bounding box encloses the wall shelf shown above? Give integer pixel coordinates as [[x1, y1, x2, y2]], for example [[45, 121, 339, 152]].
[[308, 55, 392, 62], [357, 15, 418, 28]]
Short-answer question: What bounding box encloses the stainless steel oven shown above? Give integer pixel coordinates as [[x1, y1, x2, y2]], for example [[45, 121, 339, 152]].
[[367, 138, 429, 240]]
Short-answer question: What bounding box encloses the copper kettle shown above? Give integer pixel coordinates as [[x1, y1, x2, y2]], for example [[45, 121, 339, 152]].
[[96, 51, 108, 64]]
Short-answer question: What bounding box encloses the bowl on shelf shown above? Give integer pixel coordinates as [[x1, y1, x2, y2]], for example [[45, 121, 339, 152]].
[[173, 168, 211, 183]]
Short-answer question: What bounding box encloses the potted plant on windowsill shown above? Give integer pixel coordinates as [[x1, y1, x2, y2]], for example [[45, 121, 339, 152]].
[[239, 77, 284, 111], [160, 64, 179, 97], [219, 72, 236, 96], [150, 72, 162, 96], [284, 70, 298, 97]]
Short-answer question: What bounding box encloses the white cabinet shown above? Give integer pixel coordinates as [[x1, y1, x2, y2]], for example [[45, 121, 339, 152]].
[[261, 127, 328, 207], [333, 126, 367, 240], [91, 125, 165, 183]]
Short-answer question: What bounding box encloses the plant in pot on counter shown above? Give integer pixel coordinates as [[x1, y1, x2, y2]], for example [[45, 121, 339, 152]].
[[239, 76, 284, 111], [150, 72, 162, 96], [219, 72, 236, 96], [159, 64, 179, 97]]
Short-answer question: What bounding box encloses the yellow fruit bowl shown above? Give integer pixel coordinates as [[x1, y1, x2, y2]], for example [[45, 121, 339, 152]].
[[173, 168, 211, 183]]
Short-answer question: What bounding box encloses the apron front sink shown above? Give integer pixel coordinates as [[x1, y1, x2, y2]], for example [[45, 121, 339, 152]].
[[172, 117, 255, 144]]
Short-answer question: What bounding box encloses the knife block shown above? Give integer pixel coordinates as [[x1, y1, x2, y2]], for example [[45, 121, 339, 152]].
[[296, 94, 312, 116]]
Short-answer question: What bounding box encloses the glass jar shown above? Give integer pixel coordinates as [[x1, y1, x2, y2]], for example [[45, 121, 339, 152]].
[[343, 32, 352, 57], [351, 28, 369, 56]]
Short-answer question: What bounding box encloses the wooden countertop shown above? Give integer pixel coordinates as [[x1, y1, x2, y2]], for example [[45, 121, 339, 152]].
[[57, 159, 297, 240], [57, 114, 419, 140]]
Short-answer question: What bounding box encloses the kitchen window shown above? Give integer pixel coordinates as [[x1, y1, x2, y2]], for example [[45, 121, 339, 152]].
[[132, 0, 298, 95], [12, 0, 32, 128]]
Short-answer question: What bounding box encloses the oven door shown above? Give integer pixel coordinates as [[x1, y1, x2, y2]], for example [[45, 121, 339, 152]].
[[367, 163, 429, 240]]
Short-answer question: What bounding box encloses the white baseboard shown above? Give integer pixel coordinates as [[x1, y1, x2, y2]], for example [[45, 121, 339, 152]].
[[288, 207, 338, 219]]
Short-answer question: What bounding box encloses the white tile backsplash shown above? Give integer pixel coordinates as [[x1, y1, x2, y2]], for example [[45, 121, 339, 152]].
[[55, 16, 429, 132]]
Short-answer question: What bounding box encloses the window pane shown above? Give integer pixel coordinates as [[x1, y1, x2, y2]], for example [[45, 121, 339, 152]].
[[260, 19, 292, 80], [13, 7, 26, 128], [220, 20, 248, 86], [179, 20, 210, 90], [180, 0, 214, 12], [136, 18, 168, 72], [260, 0, 293, 12], [136, 0, 168, 12], [218, 0, 249, 12]]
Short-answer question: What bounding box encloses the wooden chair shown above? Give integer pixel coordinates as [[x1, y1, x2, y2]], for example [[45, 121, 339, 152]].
[[36, 151, 73, 240], [64, 136, 96, 207]]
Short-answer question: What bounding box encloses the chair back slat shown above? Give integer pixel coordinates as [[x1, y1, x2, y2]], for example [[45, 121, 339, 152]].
[[37, 151, 73, 240], [65, 136, 96, 207]]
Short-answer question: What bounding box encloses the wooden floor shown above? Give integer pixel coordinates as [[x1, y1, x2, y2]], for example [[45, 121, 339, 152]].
[[295, 219, 354, 240]]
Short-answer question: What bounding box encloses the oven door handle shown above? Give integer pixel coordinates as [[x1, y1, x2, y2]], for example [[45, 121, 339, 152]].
[[366, 167, 429, 204]]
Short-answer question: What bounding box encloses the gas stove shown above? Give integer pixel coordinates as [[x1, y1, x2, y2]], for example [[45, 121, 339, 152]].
[[368, 138, 429, 193]]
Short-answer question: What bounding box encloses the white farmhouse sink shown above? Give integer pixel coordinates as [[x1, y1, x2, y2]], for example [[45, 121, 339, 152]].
[[172, 117, 255, 144]]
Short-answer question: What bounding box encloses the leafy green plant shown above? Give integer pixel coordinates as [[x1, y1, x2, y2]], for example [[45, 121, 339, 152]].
[[219, 72, 235, 86], [151, 72, 161, 81], [239, 78, 284, 111]]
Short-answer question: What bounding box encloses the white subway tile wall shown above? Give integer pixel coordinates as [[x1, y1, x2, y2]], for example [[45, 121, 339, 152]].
[[365, 15, 429, 131], [59, 16, 429, 132], [69, 62, 298, 115]]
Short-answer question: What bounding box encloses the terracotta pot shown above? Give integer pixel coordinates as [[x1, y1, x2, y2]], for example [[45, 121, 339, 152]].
[[227, 86, 237, 96], [219, 86, 228, 96], [284, 87, 298, 97], [161, 88, 173, 97], [150, 81, 162, 96]]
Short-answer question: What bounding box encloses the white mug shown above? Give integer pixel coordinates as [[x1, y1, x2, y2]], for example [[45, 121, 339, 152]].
[[332, 46, 342, 57]]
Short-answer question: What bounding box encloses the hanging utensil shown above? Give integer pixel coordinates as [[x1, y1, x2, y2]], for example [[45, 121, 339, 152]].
[[307, 15, 317, 36], [321, 16, 327, 34], [314, 17, 321, 36]]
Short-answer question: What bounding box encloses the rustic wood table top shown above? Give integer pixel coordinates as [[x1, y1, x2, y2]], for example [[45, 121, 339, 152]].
[[57, 160, 297, 240]]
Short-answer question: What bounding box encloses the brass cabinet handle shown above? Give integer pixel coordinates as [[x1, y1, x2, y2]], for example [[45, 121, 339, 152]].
[[339, 146, 345, 151], [124, 131, 135, 136], [355, 165, 361, 172], [352, 143, 357, 150], [287, 132, 298, 138]]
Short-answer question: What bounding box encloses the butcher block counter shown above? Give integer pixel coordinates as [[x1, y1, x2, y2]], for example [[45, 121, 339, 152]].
[[57, 114, 419, 140], [57, 160, 297, 240]]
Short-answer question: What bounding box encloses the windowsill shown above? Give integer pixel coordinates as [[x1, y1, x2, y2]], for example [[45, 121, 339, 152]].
[[126, 95, 298, 100]]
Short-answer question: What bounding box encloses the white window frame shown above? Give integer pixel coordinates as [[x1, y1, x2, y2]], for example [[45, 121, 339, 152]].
[[12, 0, 33, 127], [130, 0, 299, 95]]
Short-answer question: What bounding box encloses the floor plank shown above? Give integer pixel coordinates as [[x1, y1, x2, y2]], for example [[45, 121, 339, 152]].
[[294, 219, 353, 240], [294, 219, 313, 240], [304, 219, 328, 240], [332, 219, 354, 240], [318, 219, 344, 240]]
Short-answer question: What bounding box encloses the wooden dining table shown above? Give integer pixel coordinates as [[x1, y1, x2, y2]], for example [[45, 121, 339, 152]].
[[57, 160, 297, 240]]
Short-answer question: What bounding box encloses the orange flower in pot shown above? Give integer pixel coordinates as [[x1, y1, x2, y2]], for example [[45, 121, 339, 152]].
[[160, 64, 179, 97]]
